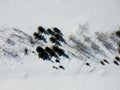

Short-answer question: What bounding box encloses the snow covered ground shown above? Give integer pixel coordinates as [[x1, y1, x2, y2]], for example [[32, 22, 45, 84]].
[[0, 0, 120, 90]]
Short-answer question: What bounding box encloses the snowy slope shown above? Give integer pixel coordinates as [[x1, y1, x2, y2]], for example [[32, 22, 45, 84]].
[[0, 0, 120, 90]]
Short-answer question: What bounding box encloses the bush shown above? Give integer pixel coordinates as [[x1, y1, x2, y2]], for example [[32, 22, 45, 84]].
[[33, 32, 42, 39]]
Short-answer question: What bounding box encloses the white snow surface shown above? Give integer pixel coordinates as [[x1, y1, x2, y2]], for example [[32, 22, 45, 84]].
[[0, 0, 120, 90]]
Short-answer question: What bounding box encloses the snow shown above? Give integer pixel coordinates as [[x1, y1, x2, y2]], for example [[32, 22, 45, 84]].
[[0, 0, 120, 90]]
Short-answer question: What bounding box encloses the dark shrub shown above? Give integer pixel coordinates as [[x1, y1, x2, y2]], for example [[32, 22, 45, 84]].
[[113, 60, 119, 66], [53, 27, 61, 34], [38, 26, 45, 33], [36, 46, 44, 53], [118, 48, 120, 53], [116, 30, 120, 38]]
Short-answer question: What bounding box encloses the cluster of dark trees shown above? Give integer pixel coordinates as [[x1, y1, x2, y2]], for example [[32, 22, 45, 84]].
[[36, 45, 65, 60], [33, 26, 66, 70]]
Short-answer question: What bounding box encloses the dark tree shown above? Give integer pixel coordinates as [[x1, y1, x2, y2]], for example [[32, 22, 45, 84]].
[[103, 59, 109, 64], [53, 27, 61, 34], [86, 63, 90, 66], [115, 56, 120, 62], [38, 26, 45, 33], [55, 59, 60, 63], [24, 48, 28, 55], [116, 30, 120, 38], [59, 65, 65, 70], [100, 61, 105, 65], [54, 34, 63, 41], [33, 32, 42, 39], [47, 29, 54, 35], [52, 45, 64, 56], [45, 47, 56, 57], [36, 46, 44, 53], [113, 60, 119, 66], [50, 37, 57, 43]]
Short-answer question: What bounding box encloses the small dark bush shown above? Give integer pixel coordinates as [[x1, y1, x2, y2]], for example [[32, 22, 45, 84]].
[[38, 26, 45, 33], [113, 60, 119, 66]]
